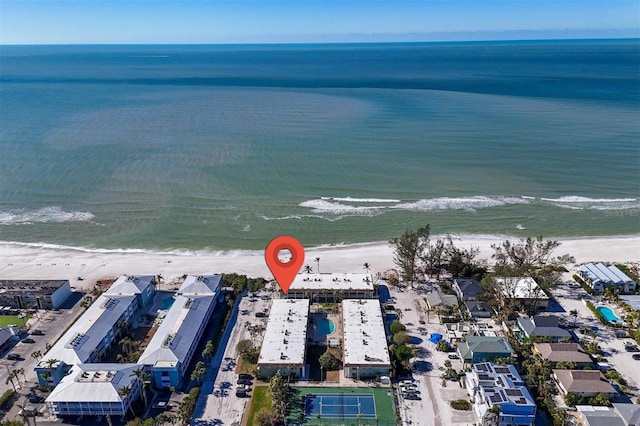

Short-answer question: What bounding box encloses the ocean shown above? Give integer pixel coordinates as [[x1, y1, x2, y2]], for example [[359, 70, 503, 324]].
[[0, 40, 638, 252]]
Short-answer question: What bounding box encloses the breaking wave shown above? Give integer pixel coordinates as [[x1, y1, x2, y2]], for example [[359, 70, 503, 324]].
[[0, 206, 95, 225]]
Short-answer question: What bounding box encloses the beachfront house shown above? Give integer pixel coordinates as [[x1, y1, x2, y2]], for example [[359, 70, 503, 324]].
[[578, 263, 637, 294], [465, 362, 536, 426], [464, 301, 493, 319], [576, 403, 640, 426], [457, 336, 515, 365], [495, 277, 549, 312], [425, 290, 458, 311]]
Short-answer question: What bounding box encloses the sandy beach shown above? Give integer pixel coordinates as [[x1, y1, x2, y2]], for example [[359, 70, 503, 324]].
[[0, 235, 638, 291]]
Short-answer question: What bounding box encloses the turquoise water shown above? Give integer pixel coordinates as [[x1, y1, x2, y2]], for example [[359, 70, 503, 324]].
[[160, 297, 175, 310], [0, 41, 638, 251], [316, 318, 335, 335], [597, 306, 621, 323]]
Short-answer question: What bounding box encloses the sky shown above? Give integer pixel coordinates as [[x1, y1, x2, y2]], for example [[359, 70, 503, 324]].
[[0, 0, 638, 44]]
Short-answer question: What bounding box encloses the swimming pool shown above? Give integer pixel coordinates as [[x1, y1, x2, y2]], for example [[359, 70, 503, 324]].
[[597, 306, 621, 323], [316, 318, 335, 335], [160, 297, 175, 310]]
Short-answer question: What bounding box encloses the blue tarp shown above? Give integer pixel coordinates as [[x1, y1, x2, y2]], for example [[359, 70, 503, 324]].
[[429, 333, 443, 344]]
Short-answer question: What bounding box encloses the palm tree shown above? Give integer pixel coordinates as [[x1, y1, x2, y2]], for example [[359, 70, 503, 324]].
[[39, 371, 52, 390], [11, 370, 21, 388], [44, 358, 59, 369], [17, 368, 27, 384], [5, 374, 17, 392], [570, 309, 579, 328], [16, 400, 31, 426], [315, 257, 320, 274], [116, 353, 126, 363], [304, 264, 313, 274], [31, 350, 42, 362], [132, 368, 149, 407], [119, 336, 133, 355], [118, 385, 136, 417]]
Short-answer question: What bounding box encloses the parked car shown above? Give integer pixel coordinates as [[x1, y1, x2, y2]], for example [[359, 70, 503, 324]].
[[255, 312, 267, 318], [448, 354, 460, 359], [237, 378, 252, 385], [235, 388, 247, 397], [22, 338, 35, 344], [404, 394, 421, 401], [7, 353, 21, 360], [632, 354, 640, 360], [238, 373, 253, 380], [28, 395, 45, 403], [30, 330, 45, 336]]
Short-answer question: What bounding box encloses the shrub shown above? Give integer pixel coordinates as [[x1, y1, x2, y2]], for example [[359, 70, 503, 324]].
[[0, 389, 15, 409], [564, 392, 582, 407], [585, 300, 609, 326], [390, 320, 406, 334], [450, 399, 471, 410]]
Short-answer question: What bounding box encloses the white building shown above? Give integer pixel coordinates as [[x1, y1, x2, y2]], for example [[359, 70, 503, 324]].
[[137, 275, 221, 388], [578, 263, 637, 294], [0, 279, 72, 310], [257, 299, 310, 379], [45, 363, 142, 418], [286, 273, 375, 301], [36, 293, 138, 386], [495, 277, 549, 311], [342, 299, 391, 379], [35, 274, 157, 387]]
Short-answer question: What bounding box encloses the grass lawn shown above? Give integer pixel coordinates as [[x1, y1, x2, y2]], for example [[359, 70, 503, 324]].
[[236, 357, 257, 376], [0, 315, 29, 328], [288, 386, 396, 426], [245, 385, 272, 426]]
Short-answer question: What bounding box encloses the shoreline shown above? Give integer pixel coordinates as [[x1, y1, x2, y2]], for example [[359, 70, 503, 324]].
[[1, 234, 638, 292]]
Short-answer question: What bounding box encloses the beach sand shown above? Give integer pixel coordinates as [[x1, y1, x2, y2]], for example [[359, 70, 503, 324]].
[[0, 235, 638, 291]]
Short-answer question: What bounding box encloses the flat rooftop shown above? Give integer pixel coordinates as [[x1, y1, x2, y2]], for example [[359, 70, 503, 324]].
[[258, 299, 309, 366], [0, 280, 69, 295], [289, 273, 374, 292], [342, 299, 391, 367]]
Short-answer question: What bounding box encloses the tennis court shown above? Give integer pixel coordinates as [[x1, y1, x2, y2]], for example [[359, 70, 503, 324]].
[[305, 394, 376, 419]]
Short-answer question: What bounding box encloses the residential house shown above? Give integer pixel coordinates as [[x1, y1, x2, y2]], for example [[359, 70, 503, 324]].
[[453, 277, 483, 301], [576, 403, 640, 426], [495, 277, 549, 311], [517, 315, 572, 342], [457, 336, 515, 365], [532, 343, 593, 368], [464, 300, 493, 319], [465, 362, 536, 426], [425, 291, 458, 311], [553, 369, 618, 398]]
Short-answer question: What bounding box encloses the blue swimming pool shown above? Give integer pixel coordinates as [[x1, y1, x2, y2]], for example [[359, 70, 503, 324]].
[[597, 306, 621, 323], [160, 297, 175, 310], [316, 318, 335, 335]]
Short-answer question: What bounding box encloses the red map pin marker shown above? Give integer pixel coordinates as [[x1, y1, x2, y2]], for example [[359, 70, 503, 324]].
[[265, 236, 305, 295]]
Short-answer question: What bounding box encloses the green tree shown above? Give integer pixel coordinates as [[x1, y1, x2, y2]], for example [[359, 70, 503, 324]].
[[395, 345, 416, 365], [570, 309, 579, 328], [190, 361, 207, 385], [393, 331, 411, 346], [389, 225, 430, 283], [564, 392, 582, 407], [132, 367, 150, 407], [202, 340, 215, 362], [318, 349, 341, 371], [589, 392, 612, 407], [389, 320, 406, 334], [118, 385, 137, 417]]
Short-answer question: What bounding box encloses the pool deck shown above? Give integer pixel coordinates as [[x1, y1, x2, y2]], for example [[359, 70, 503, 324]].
[[308, 312, 343, 346]]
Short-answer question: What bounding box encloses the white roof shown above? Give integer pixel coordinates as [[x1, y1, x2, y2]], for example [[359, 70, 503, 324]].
[[46, 363, 141, 403], [178, 275, 222, 295], [42, 294, 137, 365], [496, 277, 549, 300], [289, 273, 374, 292], [342, 299, 391, 367], [579, 263, 635, 286], [107, 275, 154, 296], [258, 299, 309, 366], [137, 294, 216, 367]]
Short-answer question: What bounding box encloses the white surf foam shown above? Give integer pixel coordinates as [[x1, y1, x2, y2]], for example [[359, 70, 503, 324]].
[[540, 196, 639, 210], [299, 199, 386, 215], [321, 196, 401, 203], [0, 206, 95, 225], [391, 196, 530, 212]]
